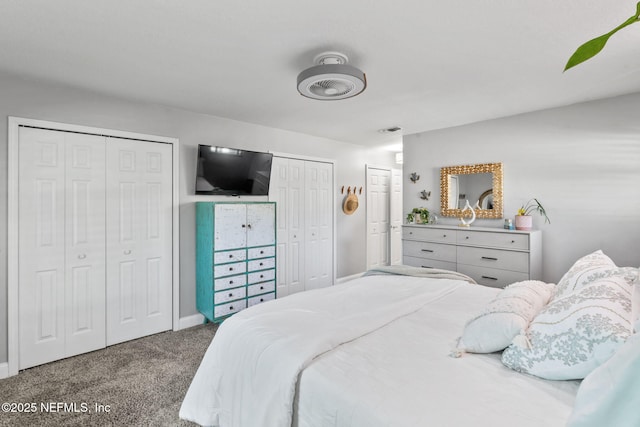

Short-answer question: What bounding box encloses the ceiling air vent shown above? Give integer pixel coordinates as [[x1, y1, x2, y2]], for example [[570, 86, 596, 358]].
[[297, 52, 367, 100]]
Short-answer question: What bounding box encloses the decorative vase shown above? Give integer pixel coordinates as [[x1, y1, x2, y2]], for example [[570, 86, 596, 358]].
[[515, 215, 532, 230]]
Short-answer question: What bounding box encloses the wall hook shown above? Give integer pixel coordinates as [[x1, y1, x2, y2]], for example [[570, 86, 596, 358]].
[[341, 185, 345, 194], [420, 190, 431, 201], [409, 172, 420, 183]]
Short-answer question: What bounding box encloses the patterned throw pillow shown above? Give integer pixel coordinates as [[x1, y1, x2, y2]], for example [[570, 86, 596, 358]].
[[554, 250, 616, 299], [456, 281, 555, 354], [501, 276, 632, 380]]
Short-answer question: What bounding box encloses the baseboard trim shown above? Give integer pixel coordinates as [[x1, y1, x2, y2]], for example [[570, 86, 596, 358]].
[[0, 362, 9, 379], [179, 314, 206, 330], [336, 272, 365, 284]]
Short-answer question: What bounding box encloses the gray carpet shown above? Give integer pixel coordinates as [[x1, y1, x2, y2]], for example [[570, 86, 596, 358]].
[[0, 323, 218, 427]]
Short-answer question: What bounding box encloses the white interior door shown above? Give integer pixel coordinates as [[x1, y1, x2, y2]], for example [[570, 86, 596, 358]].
[[106, 138, 173, 345], [18, 127, 106, 369], [366, 167, 391, 269], [390, 168, 403, 265], [269, 158, 306, 296], [305, 161, 333, 290]]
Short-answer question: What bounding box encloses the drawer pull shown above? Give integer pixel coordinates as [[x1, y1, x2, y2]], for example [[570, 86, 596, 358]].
[[229, 254, 233, 258], [421, 249, 434, 253], [260, 274, 264, 278], [229, 267, 234, 271], [259, 262, 264, 266], [260, 250, 264, 254], [465, 236, 469, 240], [260, 298, 264, 302], [511, 240, 515, 243], [421, 265, 433, 269], [229, 280, 234, 284], [443, 234, 447, 237], [229, 306, 234, 310], [228, 293, 233, 297], [481, 256, 498, 261], [482, 275, 498, 281], [260, 286, 264, 290]]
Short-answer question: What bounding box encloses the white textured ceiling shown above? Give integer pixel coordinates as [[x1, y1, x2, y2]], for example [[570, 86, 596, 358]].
[[1, 1, 639, 147]]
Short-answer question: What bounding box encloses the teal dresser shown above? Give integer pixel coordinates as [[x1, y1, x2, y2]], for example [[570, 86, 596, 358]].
[[196, 202, 276, 322]]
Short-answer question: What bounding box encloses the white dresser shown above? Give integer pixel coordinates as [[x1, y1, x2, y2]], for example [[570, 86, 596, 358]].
[[402, 224, 542, 288]]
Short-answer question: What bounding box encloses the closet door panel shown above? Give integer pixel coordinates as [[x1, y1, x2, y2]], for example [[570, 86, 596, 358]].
[[106, 139, 173, 345], [304, 162, 333, 290], [269, 158, 289, 296], [287, 160, 305, 294], [64, 133, 106, 356], [18, 128, 66, 369]]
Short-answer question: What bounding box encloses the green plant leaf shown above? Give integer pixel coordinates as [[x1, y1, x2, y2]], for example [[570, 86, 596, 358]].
[[564, 34, 612, 71], [565, 4, 640, 71]]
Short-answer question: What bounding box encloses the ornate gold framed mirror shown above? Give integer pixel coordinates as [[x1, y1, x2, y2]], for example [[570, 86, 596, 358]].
[[440, 162, 503, 219]]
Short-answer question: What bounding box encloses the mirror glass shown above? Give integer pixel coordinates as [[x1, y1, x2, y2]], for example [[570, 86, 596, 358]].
[[440, 163, 503, 219]]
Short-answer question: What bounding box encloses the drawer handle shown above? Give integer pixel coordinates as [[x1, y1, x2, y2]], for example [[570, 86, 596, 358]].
[[465, 236, 469, 240], [511, 240, 515, 243], [228, 293, 233, 297], [229, 267, 234, 271], [481, 256, 498, 261], [481, 275, 498, 281], [443, 234, 447, 237], [229, 280, 234, 284], [229, 306, 234, 310], [260, 286, 264, 290], [421, 265, 433, 269], [260, 250, 264, 254], [229, 254, 233, 258], [260, 298, 264, 302], [259, 262, 264, 266], [259, 274, 264, 278], [421, 249, 434, 253]]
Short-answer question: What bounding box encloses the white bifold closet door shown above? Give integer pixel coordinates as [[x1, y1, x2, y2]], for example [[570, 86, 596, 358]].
[[18, 128, 173, 369], [270, 157, 333, 297], [105, 138, 173, 345], [19, 128, 107, 369]]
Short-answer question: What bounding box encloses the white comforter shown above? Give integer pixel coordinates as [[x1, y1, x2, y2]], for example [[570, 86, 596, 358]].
[[181, 275, 580, 427]]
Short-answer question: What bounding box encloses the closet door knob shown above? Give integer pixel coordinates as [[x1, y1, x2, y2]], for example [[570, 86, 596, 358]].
[[124, 249, 132, 255], [78, 254, 86, 259]]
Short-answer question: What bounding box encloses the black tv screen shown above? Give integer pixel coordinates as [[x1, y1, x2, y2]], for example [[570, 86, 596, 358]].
[[195, 145, 273, 196]]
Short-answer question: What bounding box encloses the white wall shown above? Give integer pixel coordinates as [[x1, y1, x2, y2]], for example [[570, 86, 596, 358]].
[[404, 93, 640, 283], [0, 71, 395, 363]]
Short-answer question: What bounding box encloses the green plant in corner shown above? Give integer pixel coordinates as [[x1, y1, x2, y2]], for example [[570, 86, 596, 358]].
[[517, 198, 550, 224], [565, 2, 640, 71]]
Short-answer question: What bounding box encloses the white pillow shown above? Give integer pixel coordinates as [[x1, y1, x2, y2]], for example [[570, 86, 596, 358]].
[[456, 280, 554, 354], [501, 275, 632, 380], [567, 332, 640, 427], [554, 250, 616, 299]]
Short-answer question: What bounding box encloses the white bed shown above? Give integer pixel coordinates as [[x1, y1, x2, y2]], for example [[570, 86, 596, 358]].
[[180, 272, 580, 427]]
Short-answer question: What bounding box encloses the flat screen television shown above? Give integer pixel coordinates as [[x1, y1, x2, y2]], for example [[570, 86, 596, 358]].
[[195, 145, 273, 196]]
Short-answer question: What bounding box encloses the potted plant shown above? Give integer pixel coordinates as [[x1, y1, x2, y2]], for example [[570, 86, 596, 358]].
[[412, 207, 430, 224], [406, 212, 415, 224], [515, 198, 550, 230]]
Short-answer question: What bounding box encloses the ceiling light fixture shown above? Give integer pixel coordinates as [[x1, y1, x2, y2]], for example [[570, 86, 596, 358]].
[[297, 52, 367, 100]]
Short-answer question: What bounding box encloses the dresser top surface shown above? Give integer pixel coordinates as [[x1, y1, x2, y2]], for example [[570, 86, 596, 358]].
[[402, 224, 540, 235]]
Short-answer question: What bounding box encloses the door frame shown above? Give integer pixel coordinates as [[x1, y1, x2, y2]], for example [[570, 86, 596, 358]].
[[7, 116, 180, 377]]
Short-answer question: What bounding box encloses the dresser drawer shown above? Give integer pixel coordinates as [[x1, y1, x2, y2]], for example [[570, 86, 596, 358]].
[[404, 256, 456, 271], [248, 246, 275, 259], [214, 249, 246, 264], [248, 257, 276, 272], [403, 240, 456, 262], [248, 292, 275, 307], [214, 261, 247, 278], [456, 230, 529, 251], [248, 280, 275, 297], [214, 299, 247, 318], [403, 227, 456, 244], [214, 274, 247, 292], [214, 286, 247, 305], [457, 246, 529, 273], [247, 269, 276, 284], [457, 264, 529, 289]]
